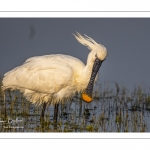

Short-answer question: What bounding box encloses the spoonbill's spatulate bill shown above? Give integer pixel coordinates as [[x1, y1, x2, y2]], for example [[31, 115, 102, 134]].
[[82, 57, 103, 102], [2, 32, 107, 120]]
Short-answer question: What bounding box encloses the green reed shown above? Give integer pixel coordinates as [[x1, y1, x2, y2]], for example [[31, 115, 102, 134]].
[[0, 76, 150, 132]]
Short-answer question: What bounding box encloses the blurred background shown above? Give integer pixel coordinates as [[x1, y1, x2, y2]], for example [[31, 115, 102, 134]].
[[1, 18, 150, 132], [0, 18, 150, 91]]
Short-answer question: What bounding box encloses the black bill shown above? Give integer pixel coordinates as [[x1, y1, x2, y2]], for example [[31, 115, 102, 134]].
[[82, 57, 103, 102]]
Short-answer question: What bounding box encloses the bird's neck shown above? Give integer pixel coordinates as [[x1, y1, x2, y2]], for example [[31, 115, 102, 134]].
[[84, 55, 94, 76], [79, 53, 95, 90], [74, 52, 96, 92]]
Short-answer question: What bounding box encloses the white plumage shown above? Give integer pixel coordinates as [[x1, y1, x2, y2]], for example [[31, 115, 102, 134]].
[[2, 32, 107, 106]]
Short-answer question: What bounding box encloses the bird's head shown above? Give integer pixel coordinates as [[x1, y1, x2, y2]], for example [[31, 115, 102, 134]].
[[93, 44, 107, 61], [73, 32, 107, 103]]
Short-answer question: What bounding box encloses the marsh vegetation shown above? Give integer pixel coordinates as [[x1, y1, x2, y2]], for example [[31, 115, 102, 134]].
[[0, 79, 150, 132]]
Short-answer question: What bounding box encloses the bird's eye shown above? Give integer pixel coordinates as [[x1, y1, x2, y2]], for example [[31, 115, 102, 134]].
[[95, 54, 97, 58]]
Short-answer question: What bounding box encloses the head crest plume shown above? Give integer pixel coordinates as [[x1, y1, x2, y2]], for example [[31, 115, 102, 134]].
[[73, 32, 98, 51]]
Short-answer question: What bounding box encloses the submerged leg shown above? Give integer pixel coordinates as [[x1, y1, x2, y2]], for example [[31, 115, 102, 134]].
[[40, 102, 47, 122], [53, 103, 59, 130]]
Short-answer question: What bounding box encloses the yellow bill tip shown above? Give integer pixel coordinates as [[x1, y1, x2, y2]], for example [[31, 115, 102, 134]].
[[82, 93, 92, 103]]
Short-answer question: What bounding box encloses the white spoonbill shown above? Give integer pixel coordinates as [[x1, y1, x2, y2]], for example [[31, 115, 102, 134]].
[[2, 32, 107, 121]]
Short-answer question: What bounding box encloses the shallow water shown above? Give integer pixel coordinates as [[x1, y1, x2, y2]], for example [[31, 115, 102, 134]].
[[0, 88, 150, 132]]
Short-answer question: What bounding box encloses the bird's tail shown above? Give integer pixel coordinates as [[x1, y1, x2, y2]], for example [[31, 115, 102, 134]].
[[2, 66, 22, 91]]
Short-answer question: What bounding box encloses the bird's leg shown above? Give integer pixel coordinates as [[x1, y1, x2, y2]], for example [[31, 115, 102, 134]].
[[40, 102, 47, 122], [3, 91, 7, 119], [53, 103, 59, 129]]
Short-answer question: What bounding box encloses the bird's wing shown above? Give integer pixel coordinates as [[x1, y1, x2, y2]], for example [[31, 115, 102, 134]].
[[23, 54, 82, 69], [3, 55, 74, 94]]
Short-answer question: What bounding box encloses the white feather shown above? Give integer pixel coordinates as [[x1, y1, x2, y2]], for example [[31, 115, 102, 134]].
[[2, 32, 107, 106]]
